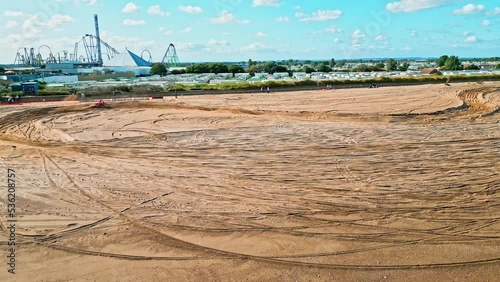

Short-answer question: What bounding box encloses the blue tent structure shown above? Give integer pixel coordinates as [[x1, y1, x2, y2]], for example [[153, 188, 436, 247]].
[[104, 49, 151, 67]]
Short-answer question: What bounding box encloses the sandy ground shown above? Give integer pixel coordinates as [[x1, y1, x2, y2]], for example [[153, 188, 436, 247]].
[[0, 82, 499, 281]]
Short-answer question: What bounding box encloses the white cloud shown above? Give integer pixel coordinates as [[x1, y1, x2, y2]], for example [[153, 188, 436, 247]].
[[487, 7, 500, 15], [313, 25, 342, 34], [183, 27, 192, 33], [276, 16, 289, 22], [334, 38, 342, 44], [464, 35, 478, 43], [299, 10, 343, 22], [174, 42, 205, 52], [252, 0, 281, 7], [210, 11, 235, 24], [386, 0, 449, 13], [463, 31, 472, 36], [159, 27, 174, 35], [148, 5, 170, 16], [21, 14, 75, 31], [351, 29, 366, 39], [295, 12, 306, 18], [3, 10, 26, 17], [122, 2, 139, 13], [240, 43, 274, 52], [179, 5, 203, 14], [256, 32, 268, 37], [74, 0, 97, 6], [5, 21, 19, 28], [2, 14, 76, 48], [22, 16, 44, 34], [482, 19, 490, 26], [410, 30, 418, 37], [207, 39, 230, 46], [351, 43, 361, 50], [123, 19, 145, 26], [47, 14, 75, 28], [209, 10, 249, 24], [453, 4, 484, 15], [3, 32, 41, 47], [374, 34, 386, 41], [293, 6, 301, 10], [100, 31, 157, 52], [401, 46, 412, 51]]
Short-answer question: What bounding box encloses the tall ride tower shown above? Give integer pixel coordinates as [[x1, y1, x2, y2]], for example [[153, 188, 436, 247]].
[[94, 14, 103, 66]]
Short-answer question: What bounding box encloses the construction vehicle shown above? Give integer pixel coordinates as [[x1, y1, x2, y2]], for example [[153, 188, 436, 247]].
[[94, 99, 109, 108]]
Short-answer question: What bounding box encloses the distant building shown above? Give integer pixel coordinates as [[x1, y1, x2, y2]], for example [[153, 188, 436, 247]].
[[21, 82, 39, 95], [273, 72, 289, 79], [478, 64, 496, 70], [10, 83, 22, 92], [42, 75, 79, 83], [45, 62, 93, 75]]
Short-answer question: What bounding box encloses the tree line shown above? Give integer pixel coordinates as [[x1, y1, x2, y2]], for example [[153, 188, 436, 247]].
[[435, 55, 463, 70], [150, 55, 500, 76], [434, 55, 500, 70]]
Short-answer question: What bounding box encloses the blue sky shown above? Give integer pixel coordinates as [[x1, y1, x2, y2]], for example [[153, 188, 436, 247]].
[[0, 0, 499, 63]]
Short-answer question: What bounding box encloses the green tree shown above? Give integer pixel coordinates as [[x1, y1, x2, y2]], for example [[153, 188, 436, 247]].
[[263, 61, 277, 73], [186, 64, 195, 73], [34, 80, 47, 90], [465, 64, 480, 70], [274, 65, 289, 73], [336, 61, 346, 68], [312, 62, 323, 70], [247, 65, 259, 76], [329, 58, 336, 68], [248, 59, 254, 67], [170, 69, 186, 75], [436, 55, 449, 67], [386, 59, 397, 71], [186, 63, 210, 73], [228, 65, 245, 75], [317, 64, 332, 72], [303, 66, 315, 73], [398, 61, 410, 71], [209, 63, 229, 74], [444, 56, 462, 70], [496, 64, 500, 69], [150, 63, 167, 76], [352, 64, 369, 72]]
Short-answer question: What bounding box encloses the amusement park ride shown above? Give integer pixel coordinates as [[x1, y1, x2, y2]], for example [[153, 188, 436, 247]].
[[13, 14, 180, 68]]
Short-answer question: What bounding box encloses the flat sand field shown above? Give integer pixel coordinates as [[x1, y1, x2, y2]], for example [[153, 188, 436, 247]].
[[0, 82, 499, 281]]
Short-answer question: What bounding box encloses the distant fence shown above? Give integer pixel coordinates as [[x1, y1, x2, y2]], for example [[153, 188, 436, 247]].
[[0, 95, 71, 105]]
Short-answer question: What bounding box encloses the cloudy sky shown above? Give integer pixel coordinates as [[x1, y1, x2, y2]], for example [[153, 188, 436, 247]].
[[0, 0, 499, 64]]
